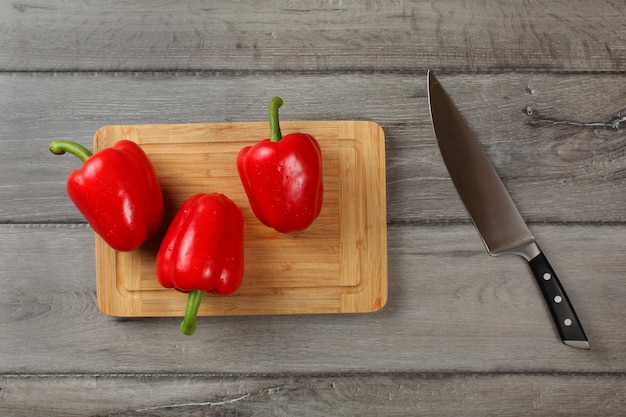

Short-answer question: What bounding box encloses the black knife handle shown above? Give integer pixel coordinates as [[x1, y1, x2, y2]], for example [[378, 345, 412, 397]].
[[528, 252, 590, 349]]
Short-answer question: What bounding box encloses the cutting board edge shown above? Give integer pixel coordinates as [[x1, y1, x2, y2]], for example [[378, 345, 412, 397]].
[[94, 120, 388, 317]]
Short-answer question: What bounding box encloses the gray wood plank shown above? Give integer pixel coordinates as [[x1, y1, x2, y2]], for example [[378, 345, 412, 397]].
[[1, 373, 625, 416], [1, 224, 624, 374], [1, 0, 624, 72], [1, 72, 624, 223]]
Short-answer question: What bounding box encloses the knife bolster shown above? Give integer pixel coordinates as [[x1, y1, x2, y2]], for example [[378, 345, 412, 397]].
[[512, 241, 541, 261]]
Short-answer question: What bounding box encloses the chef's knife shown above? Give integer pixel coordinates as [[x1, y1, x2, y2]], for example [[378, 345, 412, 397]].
[[427, 70, 589, 349]]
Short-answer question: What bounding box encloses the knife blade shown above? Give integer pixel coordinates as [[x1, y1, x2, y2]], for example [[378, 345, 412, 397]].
[[427, 70, 589, 349]]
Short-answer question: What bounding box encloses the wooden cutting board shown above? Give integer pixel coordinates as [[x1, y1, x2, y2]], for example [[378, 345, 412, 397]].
[[94, 121, 387, 317]]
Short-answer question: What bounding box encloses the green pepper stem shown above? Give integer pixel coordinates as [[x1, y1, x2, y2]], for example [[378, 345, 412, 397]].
[[180, 289, 204, 335], [49, 140, 93, 163], [269, 96, 283, 143]]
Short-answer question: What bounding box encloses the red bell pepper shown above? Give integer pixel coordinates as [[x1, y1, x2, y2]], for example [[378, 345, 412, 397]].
[[156, 193, 244, 335], [237, 96, 324, 233], [50, 139, 164, 252]]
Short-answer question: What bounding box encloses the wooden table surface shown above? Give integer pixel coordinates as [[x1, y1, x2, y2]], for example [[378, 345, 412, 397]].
[[1, 1, 624, 415]]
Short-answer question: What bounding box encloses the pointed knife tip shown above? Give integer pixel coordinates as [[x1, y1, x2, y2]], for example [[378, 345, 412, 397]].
[[427, 70, 439, 93], [427, 70, 435, 96]]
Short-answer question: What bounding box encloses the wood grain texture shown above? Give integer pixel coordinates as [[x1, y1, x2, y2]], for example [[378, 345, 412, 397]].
[[2, 373, 625, 416], [1, 224, 624, 375], [1, 72, 624, 223], [0, 0, 624, 72], [1, 1, 625, 415]]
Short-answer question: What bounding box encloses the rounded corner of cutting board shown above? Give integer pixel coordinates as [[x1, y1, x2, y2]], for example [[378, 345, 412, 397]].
[[376, 290, 389, 312], [93, 125, 115, 149], [96, 296, 118, 318]]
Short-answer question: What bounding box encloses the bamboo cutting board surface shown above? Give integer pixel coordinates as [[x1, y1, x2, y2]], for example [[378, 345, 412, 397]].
[[94, 121, 387, 317]]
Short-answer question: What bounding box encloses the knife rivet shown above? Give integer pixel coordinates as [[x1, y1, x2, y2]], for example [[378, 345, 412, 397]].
[[564, 319, 573, 327], [543, 273, 552, 281], [554, 295, 563, 303]]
